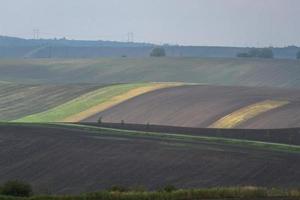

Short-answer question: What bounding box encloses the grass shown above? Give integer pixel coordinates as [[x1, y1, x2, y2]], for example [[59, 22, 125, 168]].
[[6, 122, 300, 154], [0, 83, 100, 121], [209, 100, 289, 128], [14, 83, 181, 123], [1, 186, 300, 200]]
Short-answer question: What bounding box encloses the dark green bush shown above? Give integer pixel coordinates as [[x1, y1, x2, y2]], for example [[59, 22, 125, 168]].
[[108, 185, 128, 192], [0, 180, 33, 197], [150, 47, 166, 57], [159, 184, 177, 193], [237, 48, 274, 59]]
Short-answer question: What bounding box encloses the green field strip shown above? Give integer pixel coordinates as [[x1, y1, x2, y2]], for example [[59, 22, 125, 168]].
[[13, 83, 179, 122], [6, 122, 300, 154]]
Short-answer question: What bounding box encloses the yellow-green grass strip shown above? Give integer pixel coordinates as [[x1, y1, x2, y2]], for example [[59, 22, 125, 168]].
[[14, 82, 182, 123], [209, 100, 289, 129]]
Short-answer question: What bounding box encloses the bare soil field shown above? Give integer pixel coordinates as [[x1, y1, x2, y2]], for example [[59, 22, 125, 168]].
[[83, 85, 300, 129], [85, 122, 300, 145], [0, 124, 300, 194]]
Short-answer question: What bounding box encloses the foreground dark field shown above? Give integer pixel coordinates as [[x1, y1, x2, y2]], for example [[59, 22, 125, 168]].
[[0, 124, 300, 194]]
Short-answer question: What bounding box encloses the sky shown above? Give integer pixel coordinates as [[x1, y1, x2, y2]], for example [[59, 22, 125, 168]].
[[0, 0, 299, 47]]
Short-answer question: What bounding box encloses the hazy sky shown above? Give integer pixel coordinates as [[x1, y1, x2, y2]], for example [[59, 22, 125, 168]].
[[0, 0, 299, 47]]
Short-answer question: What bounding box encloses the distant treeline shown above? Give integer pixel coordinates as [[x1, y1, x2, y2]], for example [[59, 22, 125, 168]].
[[237, 48, 274, 58], [0, 36, 299, 59]]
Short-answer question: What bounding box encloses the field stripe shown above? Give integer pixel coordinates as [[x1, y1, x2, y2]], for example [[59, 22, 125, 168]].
[[209, 100, 289, 128], [8, 122, 300, 154], [63, 82, 182, 122], [14, 82, 182, 123]]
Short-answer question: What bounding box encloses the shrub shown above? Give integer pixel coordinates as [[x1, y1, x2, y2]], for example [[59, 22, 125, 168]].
[[0, 180, 33, 197], [237, 48, 274, 59], [160, 184, 177, 192], [108, 185, 128, 192], [150, 47, 166, 57]]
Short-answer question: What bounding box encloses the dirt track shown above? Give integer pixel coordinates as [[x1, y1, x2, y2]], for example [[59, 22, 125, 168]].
[[0, 124, 300, 194], [83, 85, 300, 129]]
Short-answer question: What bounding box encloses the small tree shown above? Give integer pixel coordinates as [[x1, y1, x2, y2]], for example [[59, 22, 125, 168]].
[[237, 48, 273, 59], [150, 47, 166, 57], [0, 180, 33, 197], [258, 48, 273, 58], [297, 51, 300, 59], [237, 52, 250, 58], [98, 116, 102, 124]]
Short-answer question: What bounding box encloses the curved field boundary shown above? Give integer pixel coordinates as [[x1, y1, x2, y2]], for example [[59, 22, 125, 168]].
[[86, 122, 300, 145], [0, 83, 101, 121], [9, 123, 300, 154], [15, 82, 182, 122], [209, 100, 289, 128]]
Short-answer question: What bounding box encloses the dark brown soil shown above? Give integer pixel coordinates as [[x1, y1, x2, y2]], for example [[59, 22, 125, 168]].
[[1, 124, 300, 194], [83, 85, 300, 129]]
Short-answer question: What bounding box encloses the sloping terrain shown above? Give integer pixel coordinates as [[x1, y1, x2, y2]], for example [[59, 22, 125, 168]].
[[0, 58, 300, 88], [1, 36, 299, 59], [83, 85, 300, 129], [0, 83, 101, 121], [0, 123, 299, 194], [15, 83, 180, 122]]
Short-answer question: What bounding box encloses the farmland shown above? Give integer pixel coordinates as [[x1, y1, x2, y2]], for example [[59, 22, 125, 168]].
[[1, 56, 300, 197], [0, 82, 101, 121], [1, 123, 300, 195], [0, 58, 300, 88], [83, 85, 300, 129], [14, 82, 180, 122]]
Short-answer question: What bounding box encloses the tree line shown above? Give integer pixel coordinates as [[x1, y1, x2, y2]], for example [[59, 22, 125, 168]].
[[237, 48, 300, 59]]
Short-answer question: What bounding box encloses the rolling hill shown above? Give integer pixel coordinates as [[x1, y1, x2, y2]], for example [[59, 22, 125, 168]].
[[0, 83, 101, 121], [1, 123, 299, 194], [0, 58, 300, 88], [0, 36, 299, 59], [15, 82, 180, 122], [83, 85, 300, 129]]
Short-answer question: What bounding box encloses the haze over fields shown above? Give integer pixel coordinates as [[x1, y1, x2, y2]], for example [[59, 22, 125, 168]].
[[1, 0, 300, 198]]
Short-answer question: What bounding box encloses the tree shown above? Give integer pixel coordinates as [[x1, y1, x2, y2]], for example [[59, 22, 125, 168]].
[[150, 47, 166, 57], [236, 48, 273, 59], [258, 48, 273, 58], [0, 180, 33, 197], [237, 52, 250, 58], [297, 51, 300, 59]]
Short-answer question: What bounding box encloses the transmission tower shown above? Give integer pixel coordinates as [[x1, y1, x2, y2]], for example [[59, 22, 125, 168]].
[[127, 32, 134, 43], [33, 29, 40, 39]]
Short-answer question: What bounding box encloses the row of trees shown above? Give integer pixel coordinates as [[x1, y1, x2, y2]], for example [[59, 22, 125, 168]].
[[150, 47, 300, 59], [238, 48, 300, 59], [237, 48, 274, 59]]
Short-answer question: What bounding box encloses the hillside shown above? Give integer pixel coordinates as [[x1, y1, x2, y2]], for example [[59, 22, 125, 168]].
[[0, 58, 300, 88], [0, 36, 299, 59], [0, 83, 101, 121], [1, 123, 299, 194], [83, 85, 300, 129], [14, 82, 179, 123]]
